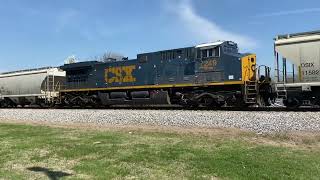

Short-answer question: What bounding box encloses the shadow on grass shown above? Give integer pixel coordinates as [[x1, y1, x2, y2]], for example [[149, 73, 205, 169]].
[[27, 166, 72, 180]]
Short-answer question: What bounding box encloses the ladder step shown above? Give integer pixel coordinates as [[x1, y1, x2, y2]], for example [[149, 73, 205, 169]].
[[245, 81, 257, 103], [246, 98, 256, 100], [247, 94, 257, 96]]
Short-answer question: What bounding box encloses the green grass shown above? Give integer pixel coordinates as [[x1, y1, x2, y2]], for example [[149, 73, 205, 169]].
[[0, 123, 320, 179]]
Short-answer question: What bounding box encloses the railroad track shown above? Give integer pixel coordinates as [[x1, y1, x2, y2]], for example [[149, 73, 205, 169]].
[[1, 105, 320, 112]]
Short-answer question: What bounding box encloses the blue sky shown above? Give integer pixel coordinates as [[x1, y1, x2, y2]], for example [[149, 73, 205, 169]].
[[0, 0, 319, 72]]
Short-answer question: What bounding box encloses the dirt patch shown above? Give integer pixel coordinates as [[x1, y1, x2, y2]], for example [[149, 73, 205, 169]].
[[0, 118, 250, 137], [3, 148, 91, 179], [1, 118, 320, 150]]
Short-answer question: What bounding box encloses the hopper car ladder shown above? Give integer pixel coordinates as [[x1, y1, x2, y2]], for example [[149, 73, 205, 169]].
[[276, 83, 287, 100], [44, 69, 55, 104]]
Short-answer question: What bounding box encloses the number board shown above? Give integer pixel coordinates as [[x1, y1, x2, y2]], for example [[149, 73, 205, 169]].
[[199, 59, 218, 72]]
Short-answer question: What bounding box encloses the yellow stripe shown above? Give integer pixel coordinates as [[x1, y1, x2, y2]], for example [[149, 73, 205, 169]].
[[60, 81, 244, 92]]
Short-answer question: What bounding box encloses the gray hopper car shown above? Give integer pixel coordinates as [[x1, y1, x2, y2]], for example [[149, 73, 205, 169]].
[[275, 30, 320, 107], [0, 67, 65, 107]]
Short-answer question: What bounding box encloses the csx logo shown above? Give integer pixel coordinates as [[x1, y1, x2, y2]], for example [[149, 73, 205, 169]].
[[105, 65, 136, 83]]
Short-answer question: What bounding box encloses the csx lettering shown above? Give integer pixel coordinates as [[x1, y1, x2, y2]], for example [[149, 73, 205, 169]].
[[301, 63, 314, 68], [105, 65, 136, 83]]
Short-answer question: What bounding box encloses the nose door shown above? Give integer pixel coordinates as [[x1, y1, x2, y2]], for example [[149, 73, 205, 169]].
[[241, 54, 257, 82]]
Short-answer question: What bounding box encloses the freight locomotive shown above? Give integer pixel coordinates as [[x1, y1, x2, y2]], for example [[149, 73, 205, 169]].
[[58, 41, 272, 108], [0, 41, 273, 108]]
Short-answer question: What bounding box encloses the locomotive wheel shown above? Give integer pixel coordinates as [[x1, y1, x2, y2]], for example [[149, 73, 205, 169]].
[[181, 100, 199, 108], [200, 96, 214, 107], [199, 96, 225, 108]]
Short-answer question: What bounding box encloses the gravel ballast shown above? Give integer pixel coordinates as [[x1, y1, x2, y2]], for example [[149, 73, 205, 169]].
[[0, 109, 319, 134]]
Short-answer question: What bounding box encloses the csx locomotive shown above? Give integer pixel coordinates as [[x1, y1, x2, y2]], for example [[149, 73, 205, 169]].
[[58, 41, 272, 108]]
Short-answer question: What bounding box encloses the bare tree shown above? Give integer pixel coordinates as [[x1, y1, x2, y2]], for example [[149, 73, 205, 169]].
[[64, 55, 77, 64], [100, 51, 127, 62]]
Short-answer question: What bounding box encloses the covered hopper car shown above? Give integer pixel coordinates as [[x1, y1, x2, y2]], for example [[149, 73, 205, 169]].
[[0, 67, 65, 107], [58, 41, 273, 108], [275, 30, 320, 107]]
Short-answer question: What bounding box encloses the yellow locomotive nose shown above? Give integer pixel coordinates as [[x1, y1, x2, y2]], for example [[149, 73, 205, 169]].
[[241, 54, 257, 82]]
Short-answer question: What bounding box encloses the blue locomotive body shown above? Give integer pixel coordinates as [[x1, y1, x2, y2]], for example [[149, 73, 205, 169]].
[[61, 41, 242, 90]]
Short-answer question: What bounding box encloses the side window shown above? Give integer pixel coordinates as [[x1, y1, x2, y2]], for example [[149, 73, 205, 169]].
[[167, 51, 173, 60], [223, 46, 227, 53], [161, 52, 166, 60], [190, 48, 195, 58], [214, 47, 220, 57], [184, 62, 195, 75], [208, 49, 213, 57], [138, 55, 148, 63], [202, 50, 208, 58], [176, 50, 183, 57], [196, 49, 201, 58]]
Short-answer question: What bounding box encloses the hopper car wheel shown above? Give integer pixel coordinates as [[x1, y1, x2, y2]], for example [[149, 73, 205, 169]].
[[8, 104, 17, 108], [257, 95, 265, 107], [49, 102, 56, 108], [284, 98, 301, 108], [0, 102, 6, 108], [39, 103, 48, 108]]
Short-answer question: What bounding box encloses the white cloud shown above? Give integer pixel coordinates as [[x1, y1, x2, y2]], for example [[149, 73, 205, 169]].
[[166, 0, 257, 50], [256, 8, 320, 17]]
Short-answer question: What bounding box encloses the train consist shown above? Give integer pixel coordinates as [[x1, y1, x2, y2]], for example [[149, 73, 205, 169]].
[[0, 41, 273, 108], [3, 29, 320, 109]]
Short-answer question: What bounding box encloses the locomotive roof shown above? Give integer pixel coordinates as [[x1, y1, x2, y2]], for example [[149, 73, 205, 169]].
[[138, 41, 233, 55], [195, 41, 224, 48], [61, 40, 237, 69]]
